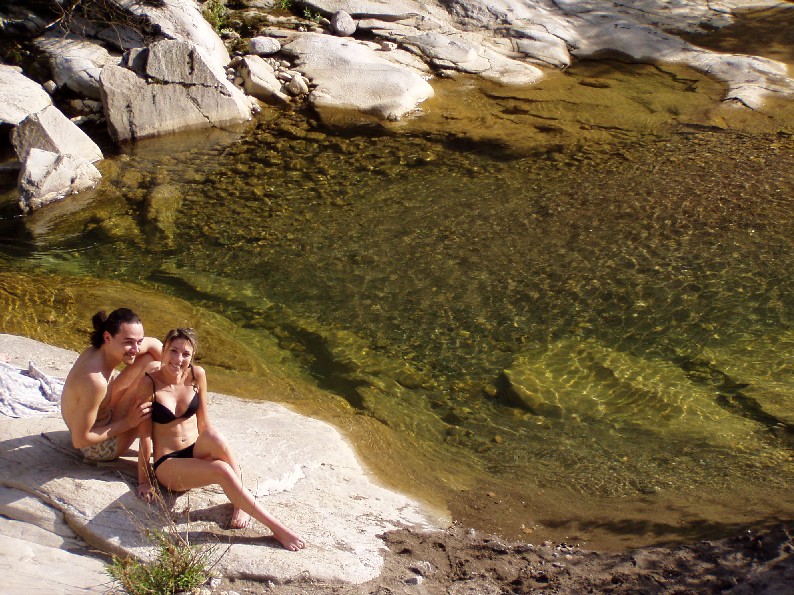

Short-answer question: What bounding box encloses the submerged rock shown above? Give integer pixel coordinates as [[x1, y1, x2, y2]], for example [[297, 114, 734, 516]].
[[497, 337, 773, 448]]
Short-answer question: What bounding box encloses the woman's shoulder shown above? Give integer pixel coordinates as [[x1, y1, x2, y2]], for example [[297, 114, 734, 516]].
[[190, 364, 207, 380]]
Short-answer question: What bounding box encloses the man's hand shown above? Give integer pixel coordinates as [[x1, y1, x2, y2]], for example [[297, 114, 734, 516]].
[[123, 392, 152, 431]]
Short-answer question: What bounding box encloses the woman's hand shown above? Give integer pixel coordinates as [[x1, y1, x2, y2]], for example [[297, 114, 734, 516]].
[[137, 481, 155, 502]]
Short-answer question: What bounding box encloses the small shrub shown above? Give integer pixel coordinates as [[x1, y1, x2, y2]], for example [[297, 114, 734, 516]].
[[107, 528, 218, 595], [202, 0, 228, 33], [303, 8, 322, 23], [106, 478, 228, 595]]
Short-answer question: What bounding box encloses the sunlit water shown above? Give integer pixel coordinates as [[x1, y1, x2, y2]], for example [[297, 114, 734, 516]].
[[1, 8, 793, 549]]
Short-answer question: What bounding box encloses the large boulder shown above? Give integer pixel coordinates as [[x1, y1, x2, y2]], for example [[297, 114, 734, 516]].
[[331, 10, 357, 36], [17, 149, 101, 213], [111, 0, 231, 68], [0, 66, 53, 127], [0, 334, 441, 588], [282, 33, 434, 121], [12, 105, 103, 164], [34, 34, 116, 99], [51, 0, 231, 69], [100, 39, 256, 143]]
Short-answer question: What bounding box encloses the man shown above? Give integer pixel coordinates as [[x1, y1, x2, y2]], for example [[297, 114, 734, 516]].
[[61, 308, 161, 461]]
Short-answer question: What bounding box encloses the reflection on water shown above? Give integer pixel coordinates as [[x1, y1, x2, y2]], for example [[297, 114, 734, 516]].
[[1, 12, 794, 548]]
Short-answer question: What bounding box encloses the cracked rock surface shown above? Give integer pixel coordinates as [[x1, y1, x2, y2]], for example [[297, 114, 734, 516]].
[[100, 39, 257, 142]]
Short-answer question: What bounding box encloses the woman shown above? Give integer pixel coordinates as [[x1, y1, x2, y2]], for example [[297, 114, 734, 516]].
[[136, 328, 304, 551]]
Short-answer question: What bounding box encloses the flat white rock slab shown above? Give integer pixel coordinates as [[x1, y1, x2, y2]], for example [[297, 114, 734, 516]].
[[0, 334, 442, 589]]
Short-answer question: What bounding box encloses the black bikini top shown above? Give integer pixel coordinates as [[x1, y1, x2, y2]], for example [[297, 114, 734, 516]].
[[147, 367, 200, 425]]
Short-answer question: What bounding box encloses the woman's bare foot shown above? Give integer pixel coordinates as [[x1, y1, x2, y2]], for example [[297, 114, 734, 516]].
[[272, 526, 305, 552], [230, 507, 250, 529]]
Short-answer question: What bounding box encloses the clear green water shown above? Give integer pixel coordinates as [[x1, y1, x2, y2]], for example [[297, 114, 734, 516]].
[[1, 9, 793, 549]]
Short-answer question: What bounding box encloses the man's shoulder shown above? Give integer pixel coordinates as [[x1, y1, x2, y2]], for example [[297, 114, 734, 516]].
[[63, 350, 109, 397]]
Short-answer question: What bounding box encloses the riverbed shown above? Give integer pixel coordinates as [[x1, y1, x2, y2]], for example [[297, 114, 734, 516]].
[[1, 7, 792, 551]]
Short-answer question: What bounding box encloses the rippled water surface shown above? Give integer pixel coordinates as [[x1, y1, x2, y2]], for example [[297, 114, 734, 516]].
[[1, 9, 793, 549]]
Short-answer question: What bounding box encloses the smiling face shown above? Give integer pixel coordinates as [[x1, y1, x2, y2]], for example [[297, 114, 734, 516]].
[[104, 322, 145, 365], [163, 337, 194, 376]]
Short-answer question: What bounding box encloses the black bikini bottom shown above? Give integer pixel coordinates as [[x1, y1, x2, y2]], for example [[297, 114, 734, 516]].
[[153, 442, 196, 474]]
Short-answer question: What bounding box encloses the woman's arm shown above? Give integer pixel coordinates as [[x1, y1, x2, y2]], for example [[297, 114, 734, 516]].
[[194, 365, 211, 434]]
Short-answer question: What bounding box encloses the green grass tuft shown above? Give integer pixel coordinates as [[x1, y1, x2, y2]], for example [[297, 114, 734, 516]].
[[201, 0, 228, 33], [107, 528, 219, 595], [106, 474, 228, 595]]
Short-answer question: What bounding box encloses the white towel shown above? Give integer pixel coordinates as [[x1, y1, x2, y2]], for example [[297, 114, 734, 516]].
[[0, 361, 63, 418]]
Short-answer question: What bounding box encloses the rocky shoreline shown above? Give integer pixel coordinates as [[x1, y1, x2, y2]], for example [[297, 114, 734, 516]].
[[230, 523, 794, 594], [2, 334, 792, 594], [2, 1, 794, 213]]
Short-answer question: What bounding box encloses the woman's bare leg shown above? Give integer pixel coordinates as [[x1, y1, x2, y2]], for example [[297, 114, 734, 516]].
[[155, 457, 305, 551], [191, 428, 249, 528]]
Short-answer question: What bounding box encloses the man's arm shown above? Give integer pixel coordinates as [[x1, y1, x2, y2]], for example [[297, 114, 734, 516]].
[[68, 375, 133, 449], [70, 373, 154, 449], [108, 337, 163, 398], [141, 336, 162, 361]]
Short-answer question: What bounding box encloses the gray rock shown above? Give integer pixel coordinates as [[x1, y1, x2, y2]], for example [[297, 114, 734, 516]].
[[239, 55, 291, 104], [331, 10, 357, 37], [282, 33, 433, 120], [100, 39, 256, 143], [568, 10, 794, 109], [13, 105, 103, 164], [0, 333, 441, 588], [411, 560, 434, 576], [0, 65, 53, 126], [249, 36, 282, 56], [405, 31, 543, 85], [34, 34, 116, 99], [307, 0, 794, 108], [0, 515, 108, 594], [512, 27, 572, 68], [286, 73, 310, 96], [18, 149, 101, 213], [107, 0, 231, 68]]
